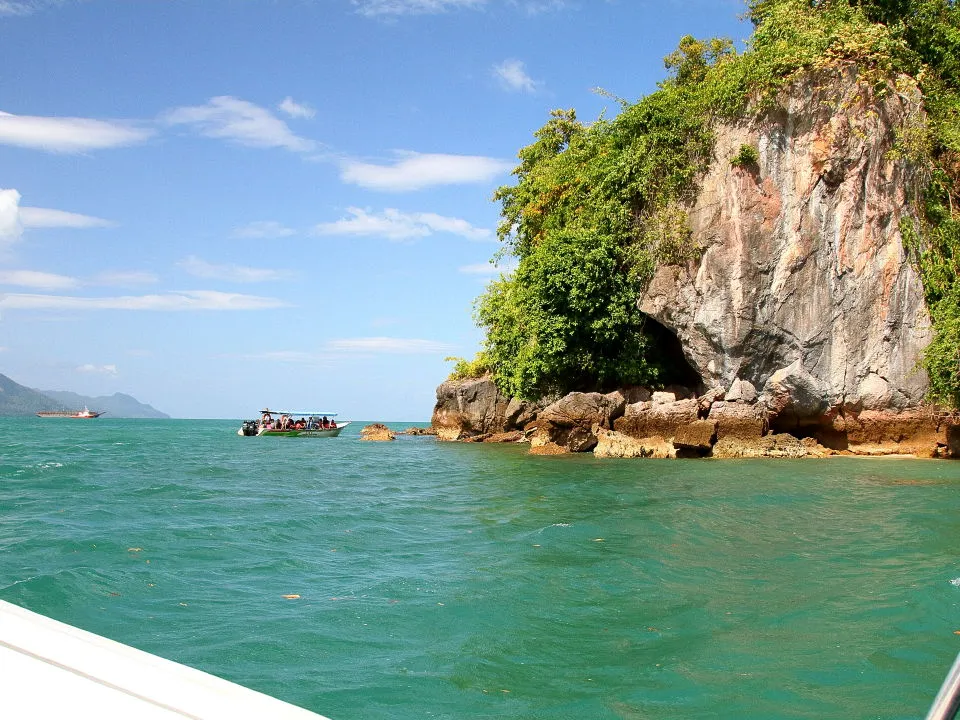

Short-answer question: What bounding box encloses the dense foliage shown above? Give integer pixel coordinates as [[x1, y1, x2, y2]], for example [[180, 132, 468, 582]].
[[465, 0, 960, 405], [444, 353, 492, 382]]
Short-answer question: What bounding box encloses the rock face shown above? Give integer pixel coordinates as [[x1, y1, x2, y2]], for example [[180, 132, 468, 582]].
[[360, 423, 395, 441], [708, 401, 767, 441], [400, 426, 436, 436], [432, 377, 544, 441], [432, 378, 953, 457], [432, 377, 508, 441], [530, 392, 626, 453], [615, 399, 699, 440], [948, 424, 960, 458], [673, 420, 717, 454], [712, 434, 827, 459], [639, 66, 932, 424], [594, 429, 676, 459]]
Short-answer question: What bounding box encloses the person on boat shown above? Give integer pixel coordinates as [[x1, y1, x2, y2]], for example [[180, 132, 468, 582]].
[[295, 418, 306, 430], [261, 413, 273, 430], [321, 416, 330, 429]]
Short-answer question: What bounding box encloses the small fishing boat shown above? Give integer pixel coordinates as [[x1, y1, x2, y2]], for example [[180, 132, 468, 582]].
[[238, 410, 350, 437], [36, 407, 104, 419]]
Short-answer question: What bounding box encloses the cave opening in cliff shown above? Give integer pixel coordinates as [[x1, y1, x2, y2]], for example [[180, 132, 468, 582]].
[[642, 316, 703, 392]]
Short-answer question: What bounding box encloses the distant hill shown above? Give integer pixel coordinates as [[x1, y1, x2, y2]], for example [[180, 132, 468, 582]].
[[38, 390, 170, 419], [0, 373, 57, 416], [0, 373, 170, 418]]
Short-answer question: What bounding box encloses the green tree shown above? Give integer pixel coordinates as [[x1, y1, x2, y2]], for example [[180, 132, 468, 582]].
[[476, 227, 662, 400]]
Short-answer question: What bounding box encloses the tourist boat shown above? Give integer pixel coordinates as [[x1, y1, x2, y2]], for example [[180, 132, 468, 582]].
[[36, 407, 104, 418], [238, 410, 349, 437]]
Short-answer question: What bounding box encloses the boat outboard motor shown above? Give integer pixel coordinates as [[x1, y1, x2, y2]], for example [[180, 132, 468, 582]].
[[241, 420, 258, 436]]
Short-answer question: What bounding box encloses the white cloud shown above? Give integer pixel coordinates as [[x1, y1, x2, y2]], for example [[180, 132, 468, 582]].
[[0, 269, 157, 290], [493, 59, 539, 93], [340, 151, 512, 191], [351, 0, 568, 17], [76, 363, 117, 375], [458, 260, 516, 275], [278, 97, 316, 119], [0, 189, 23, 248], [231, 221, 296, 239], [240, 350, 335, 364], [413, 212, 494, 240], [178, 255, 292, 283], [0, 270, 79, 290], [0, 290, 287, 311], [509, 0, 567, 14], [459, 262, 495, 275], [20, 207, 115, 229], [326, 337, 452, 354], [352, 0, 484, 17], [313, 207, 492, 241], [164, 96, 315, 152], [0, 1, 77, 16], [0, 1, 34, 15], [90, 271, 159, 287], [0, 192, 114, 252], [0, 111, 152, 153], [315, 208, 426, 240]]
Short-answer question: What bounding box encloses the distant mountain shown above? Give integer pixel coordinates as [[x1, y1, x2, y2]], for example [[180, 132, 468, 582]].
[[0, 374, 57, 416], [0, 373, 170, 418], [38, 390, 170, 419]]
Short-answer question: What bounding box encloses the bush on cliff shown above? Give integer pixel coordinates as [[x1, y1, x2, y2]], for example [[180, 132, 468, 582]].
[[477, 46, 721, 400], [476, 227, 665, 399], [444, 353, 492, 381], [904, 185, 960, 405], [474, 0, 960, 405]]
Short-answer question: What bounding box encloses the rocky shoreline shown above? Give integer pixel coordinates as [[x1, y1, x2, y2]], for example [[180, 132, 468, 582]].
[[432, 377, 960, 459]]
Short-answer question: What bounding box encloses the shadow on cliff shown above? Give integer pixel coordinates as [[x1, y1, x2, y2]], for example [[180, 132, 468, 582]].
[[643, 316, 704, 393]]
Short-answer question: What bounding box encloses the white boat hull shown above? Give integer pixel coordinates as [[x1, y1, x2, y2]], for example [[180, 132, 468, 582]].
[[0, 599, 330, 719]]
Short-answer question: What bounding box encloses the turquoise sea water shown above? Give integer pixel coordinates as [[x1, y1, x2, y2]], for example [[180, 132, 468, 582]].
[[1, 417, 959, 719]]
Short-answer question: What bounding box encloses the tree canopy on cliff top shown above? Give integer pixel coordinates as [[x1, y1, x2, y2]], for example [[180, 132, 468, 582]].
[[466, 0, 960, 405]]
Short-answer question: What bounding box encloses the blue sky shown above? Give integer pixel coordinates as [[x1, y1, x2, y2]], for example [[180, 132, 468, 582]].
[[0, 0, 747, 419]]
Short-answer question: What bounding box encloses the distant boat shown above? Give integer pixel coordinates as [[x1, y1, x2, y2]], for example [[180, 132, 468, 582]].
[[238, 409, 350, 437], [36, 407, 104, 419]]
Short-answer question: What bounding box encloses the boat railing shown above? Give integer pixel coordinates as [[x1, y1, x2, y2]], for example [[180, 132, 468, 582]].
[[926, 653, 960, 720]]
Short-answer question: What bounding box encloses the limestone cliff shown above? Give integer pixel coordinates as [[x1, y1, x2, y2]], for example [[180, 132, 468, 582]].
[[432, 378, 543, 442], [432, 67, 959, 458], [640, 66, 932, 420]]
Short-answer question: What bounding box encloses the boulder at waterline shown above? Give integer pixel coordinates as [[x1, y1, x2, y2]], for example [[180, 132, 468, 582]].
[[530, 392, 626, 453], [360, 424, 395, 441]]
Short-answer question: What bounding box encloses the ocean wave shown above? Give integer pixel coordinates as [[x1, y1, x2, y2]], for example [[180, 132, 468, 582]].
[[14, 461, 64, 473]]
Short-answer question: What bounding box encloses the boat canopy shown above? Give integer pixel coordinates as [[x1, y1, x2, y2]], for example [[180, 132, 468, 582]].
[[259, 409, 338, 416]]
